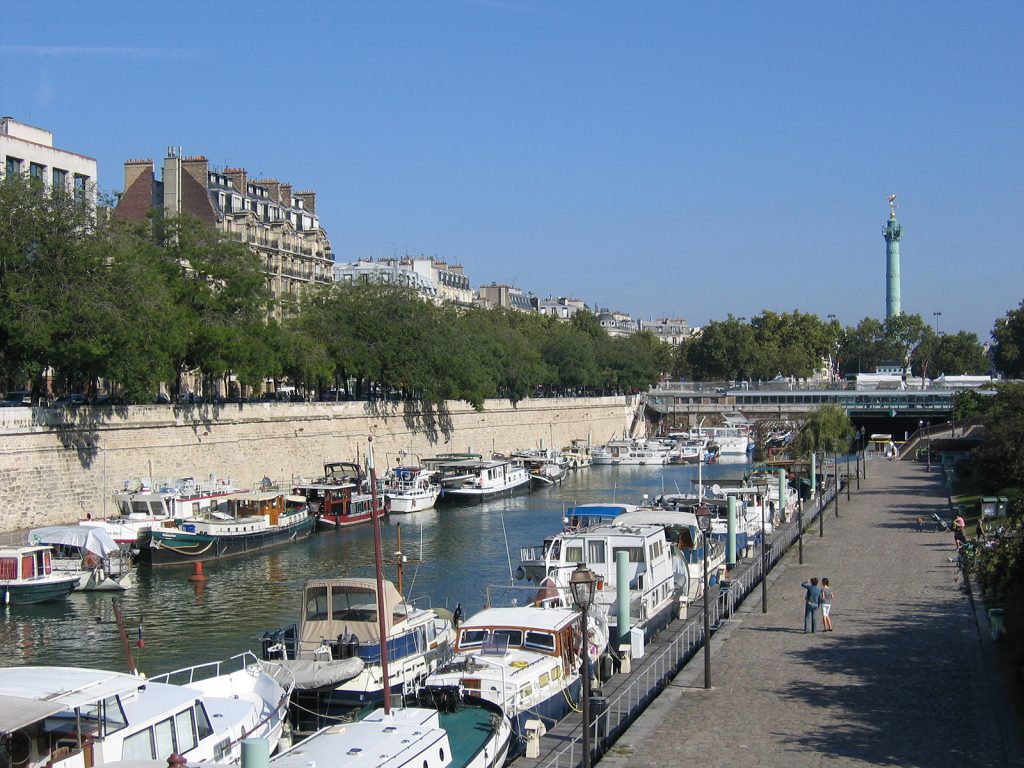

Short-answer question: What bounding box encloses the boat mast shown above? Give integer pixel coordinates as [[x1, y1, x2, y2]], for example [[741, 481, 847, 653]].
[[367, 436, 392, 715]]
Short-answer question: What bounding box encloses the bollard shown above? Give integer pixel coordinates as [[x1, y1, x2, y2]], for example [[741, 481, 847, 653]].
[[989, 608, 1005, 640], [240, 739, 269, 768]]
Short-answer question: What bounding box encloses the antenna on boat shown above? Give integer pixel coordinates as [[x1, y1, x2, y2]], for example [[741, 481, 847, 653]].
[[500, 512, 514, 585], [367, 436, 392, 715]]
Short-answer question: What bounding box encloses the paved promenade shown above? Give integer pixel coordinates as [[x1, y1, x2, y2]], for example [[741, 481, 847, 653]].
[[602, 458, 1022, 767]]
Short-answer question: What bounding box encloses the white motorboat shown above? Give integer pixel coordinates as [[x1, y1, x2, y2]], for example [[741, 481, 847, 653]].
[[612, 508, 726, 603], [517, 522, 680, 642], [591, 438, 672, 466], [0, 651, 293, 768], [261, 576, 454, 729], [27, 526, 132, 591], [514, 449, 569, 486], [81, 476, 238, 545], [0, 545, 80, 605], [424, 605, 583, 755], [271, 698, 512, 768], [560, 439, 593, 470], [382, 464, 441, 513], [436, 457, 530, 502]]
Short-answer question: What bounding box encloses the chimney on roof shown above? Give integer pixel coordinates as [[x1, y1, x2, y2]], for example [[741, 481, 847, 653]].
[[180, 155, 209, 187], [295, 191, 316, 214], [280, 183, 292, 208], [123, 158, 153, 192], [224, 167, 248, 194], [259, 179, 281, 203]]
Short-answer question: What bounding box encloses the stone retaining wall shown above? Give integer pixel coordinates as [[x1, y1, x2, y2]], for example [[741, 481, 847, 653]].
[[0, 396, 638, 533]]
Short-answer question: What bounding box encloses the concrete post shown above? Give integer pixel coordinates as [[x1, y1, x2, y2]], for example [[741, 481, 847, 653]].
[[810, 453, 817, 499], [777, 469, 787, 523]]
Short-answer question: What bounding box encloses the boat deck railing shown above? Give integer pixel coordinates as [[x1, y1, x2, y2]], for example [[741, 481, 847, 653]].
[[515, 480, 841, 768]]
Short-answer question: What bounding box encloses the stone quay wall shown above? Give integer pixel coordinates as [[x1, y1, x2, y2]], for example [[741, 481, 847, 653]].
[[0, 396, 638, 534]]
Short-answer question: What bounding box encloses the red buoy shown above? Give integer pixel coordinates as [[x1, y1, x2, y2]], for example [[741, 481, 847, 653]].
[[187, 562, 208, 582]]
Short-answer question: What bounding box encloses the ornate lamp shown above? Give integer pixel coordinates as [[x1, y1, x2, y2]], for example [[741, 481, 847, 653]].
[[570, 563, 598, 768]]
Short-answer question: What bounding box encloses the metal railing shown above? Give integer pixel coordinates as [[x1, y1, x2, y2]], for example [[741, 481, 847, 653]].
[[536, 484, 837, 768]]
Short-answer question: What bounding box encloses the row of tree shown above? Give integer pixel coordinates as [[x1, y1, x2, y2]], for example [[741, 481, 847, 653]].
[[672, 311, 992, 382], [0, 177, 669, 407], [0, 175, 1018, 408]]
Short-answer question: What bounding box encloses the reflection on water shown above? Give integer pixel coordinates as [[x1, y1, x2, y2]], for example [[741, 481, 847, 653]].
[[1, 462, 750, 673]]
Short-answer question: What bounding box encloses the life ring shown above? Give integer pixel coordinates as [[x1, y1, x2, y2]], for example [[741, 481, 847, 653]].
[[510, 660, 529, 669], [82, 552, 100, 569]]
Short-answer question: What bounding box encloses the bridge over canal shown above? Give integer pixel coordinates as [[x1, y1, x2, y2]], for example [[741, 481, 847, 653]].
[[645, 381, 957, 436]]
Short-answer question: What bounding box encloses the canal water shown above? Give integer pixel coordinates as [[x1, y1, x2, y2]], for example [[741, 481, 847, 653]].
[[0, 459, 753, 674]]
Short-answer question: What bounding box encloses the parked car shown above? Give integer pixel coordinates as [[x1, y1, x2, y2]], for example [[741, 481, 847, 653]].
[[154, 392, 171, 405], [93, 394, 126, 406], [52, 393, 87, 407], [0, 391, 32, 407]]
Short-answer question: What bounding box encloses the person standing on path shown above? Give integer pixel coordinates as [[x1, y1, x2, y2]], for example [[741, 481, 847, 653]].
[[801, 577, 822, 632], [820, 578, 834, 631]]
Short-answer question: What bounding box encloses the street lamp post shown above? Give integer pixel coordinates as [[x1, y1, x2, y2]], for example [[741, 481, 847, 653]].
[[846, 452, 851, 501], [860, 427, 867, 479], [760, 485, 769, 613], [920, 419, 931, 471], [834, 453, 840, 517], [696, 506, 712, 689], [933, 311, 942, 335], [570, 564, 598, 768]]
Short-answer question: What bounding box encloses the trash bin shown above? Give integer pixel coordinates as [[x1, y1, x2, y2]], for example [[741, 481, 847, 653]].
[[590, 695, 609, 739], [989, 608, 1005, 640], [997, 497, 1009, 518]]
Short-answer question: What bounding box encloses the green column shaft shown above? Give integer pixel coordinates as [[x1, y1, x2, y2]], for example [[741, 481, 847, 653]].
[[778, 469, 787, 523], [616, 550, 630, 645], [727, 496, 737, 566], [241, 739, 270, 768], [810, 453, 817, 498]]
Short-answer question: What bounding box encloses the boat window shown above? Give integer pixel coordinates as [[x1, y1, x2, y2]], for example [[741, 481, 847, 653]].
[[587, 541, 606, 563], [520, 684, 532, 699], [649, 541, 663, 561], [565, 546, 584, 563], [551, 666, 562, 680], [460, 629, 487, 647], [154, 717, 176, 759], [0, 558, 16, 579], [122, 728, 155, 760], [96, 695, 127, 734], [195, 704, 214, 740], [539, 672, 550, 688], [330, 584, 378, 622], [305, 586, 329, 621], [175, 709, 198, 753], [613, 546, 645, 563], [524, 631, 555, 652], [492, 629, 522, 647]]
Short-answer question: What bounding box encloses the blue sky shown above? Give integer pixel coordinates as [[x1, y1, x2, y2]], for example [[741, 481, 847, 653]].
[[2, 1, 1021, 339]]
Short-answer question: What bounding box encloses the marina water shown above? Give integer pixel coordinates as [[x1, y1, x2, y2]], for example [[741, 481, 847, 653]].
[[1, 459, 753, 673]]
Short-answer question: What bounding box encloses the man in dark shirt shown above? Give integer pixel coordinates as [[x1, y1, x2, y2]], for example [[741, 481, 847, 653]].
[[802, 577, 822, 632]]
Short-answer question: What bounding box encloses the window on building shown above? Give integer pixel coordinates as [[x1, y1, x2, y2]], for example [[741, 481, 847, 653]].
[[5, 156, 22, 177], [52, 168, 67, 190], [29, 162, 44, 182], [73, 174, 88, 200]]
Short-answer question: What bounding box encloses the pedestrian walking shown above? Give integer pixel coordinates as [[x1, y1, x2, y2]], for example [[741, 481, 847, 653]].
[[821, 578, 834, 631], [801, 577, 822, 633], [916, 516, 925, 532]]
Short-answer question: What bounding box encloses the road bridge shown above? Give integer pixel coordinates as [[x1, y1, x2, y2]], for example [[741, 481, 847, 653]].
[[645, 381, 957, 435]]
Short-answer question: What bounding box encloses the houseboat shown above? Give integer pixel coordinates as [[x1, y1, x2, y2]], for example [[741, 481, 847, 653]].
[[435, 457, 531, 502], [137, 485, 314, 566], [381, 464, 441, 514], [293, 462, 379, 529]]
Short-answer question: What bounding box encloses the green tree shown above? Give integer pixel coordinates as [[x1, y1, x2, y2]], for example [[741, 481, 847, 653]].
[[992, 301, 1024, 377], [793, 404, 855, 457], [973, 383, 1024, 490], [687, 315, 758, 380]]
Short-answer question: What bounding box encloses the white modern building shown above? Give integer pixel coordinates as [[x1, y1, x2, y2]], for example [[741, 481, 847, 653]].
[[333, 258, 441, 303], [0, 117, 97, 205]]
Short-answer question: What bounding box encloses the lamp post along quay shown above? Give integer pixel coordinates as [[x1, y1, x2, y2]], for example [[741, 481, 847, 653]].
[[570, 563, 598, 768], [760, 484, 769, 614], [697, 506, 713, 690], [860, 426, 867, 479]]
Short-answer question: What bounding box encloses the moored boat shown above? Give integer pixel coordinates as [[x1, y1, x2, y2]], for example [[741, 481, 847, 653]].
[[137, 484, 314, 566], [560, 439, 593, 470], [0, 545, 80, 605], [0, 651, 293, 768], [27, 525, 132, 591], [435, 456, 531, 502], [260, 576, 454, 728], [293, 462, 380, 529], [424, 605, 583, 754], [591, 438, 672, 466], [381, 462, 441, 514], [81, 475, 238, 546]]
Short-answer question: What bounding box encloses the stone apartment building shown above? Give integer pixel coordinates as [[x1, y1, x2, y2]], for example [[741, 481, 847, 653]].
[[1, 117, 97, 206], [332, 258, 442, 303], [114, 147, 333, 309], [535, 296, 588, 320], [639, 317, 695, 345], [476, 282, 534, 313]]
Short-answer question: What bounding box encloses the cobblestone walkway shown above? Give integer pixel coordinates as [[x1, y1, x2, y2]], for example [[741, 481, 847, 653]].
[[601, 459, 1022, 767]]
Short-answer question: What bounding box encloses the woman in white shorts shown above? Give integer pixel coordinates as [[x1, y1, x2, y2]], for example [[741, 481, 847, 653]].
[[821, 577, 834, 631]]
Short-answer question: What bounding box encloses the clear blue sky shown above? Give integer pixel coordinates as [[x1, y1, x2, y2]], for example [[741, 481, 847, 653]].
[[3, 1, 1021, 339]]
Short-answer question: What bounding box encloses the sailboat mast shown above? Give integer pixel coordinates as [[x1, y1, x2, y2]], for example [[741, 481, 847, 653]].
[[367, 436, 392, 715]]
